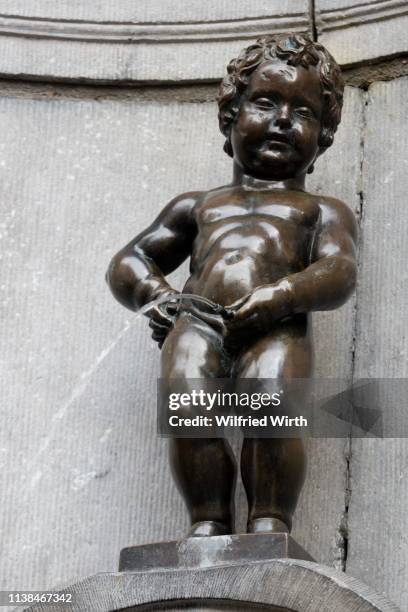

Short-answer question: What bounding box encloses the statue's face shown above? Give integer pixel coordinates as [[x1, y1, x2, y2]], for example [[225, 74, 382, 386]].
[[230, 59, 323, 180]]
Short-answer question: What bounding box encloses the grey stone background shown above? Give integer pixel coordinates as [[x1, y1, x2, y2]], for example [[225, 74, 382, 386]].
[[0, 1, 407, 610]]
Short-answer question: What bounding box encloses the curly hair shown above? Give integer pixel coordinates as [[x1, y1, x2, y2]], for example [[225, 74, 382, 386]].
[[218, 33, 344, 156]]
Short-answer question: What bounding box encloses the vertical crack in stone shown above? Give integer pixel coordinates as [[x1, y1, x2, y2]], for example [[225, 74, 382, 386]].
[[309, 0, 318, 41], [336, 88, 369, 572], [338, 437, 352, 571]]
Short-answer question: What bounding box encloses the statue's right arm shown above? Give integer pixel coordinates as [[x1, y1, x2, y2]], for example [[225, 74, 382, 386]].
[[106, 192, 200, 311]]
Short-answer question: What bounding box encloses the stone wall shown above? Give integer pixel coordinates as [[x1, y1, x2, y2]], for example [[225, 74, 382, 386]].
[[0, 1, 407, 609]]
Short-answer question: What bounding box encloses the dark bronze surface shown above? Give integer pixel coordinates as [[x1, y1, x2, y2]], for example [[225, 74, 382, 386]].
[[107, 34, 357, 536]]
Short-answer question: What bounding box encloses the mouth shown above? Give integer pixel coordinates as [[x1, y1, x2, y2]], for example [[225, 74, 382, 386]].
[[266, 133, 292, 147]]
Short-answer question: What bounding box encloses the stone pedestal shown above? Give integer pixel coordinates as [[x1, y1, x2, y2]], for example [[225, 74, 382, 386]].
[[119, 532, 314, 572], [23, 535, 398, 611]]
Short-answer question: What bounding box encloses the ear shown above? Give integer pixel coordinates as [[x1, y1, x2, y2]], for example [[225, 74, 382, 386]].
[[223, 137, 234, 158], [307, 144, 326, 174], [318, 126, 334, 149]]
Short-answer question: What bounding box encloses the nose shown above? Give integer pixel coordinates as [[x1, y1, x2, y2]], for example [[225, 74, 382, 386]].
[[274, 104, 292, 129]]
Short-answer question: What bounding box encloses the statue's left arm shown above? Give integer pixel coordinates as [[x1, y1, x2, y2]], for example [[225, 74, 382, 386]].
[[285, 197, 358, 313], [226, 197, 357, 333]]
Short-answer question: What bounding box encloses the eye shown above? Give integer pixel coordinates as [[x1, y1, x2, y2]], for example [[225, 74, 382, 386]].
[[295, 106, 315, 119], [252, 97, 277, 110]]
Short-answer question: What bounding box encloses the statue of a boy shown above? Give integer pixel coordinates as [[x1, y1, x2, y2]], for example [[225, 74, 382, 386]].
[[107, 34, 357, 537]]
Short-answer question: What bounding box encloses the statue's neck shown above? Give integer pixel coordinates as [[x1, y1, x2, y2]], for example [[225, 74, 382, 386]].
[[232, 163, 306, 192]]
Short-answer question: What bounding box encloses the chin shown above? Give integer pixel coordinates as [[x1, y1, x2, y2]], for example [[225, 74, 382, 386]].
[[261, 151, 296, 170]]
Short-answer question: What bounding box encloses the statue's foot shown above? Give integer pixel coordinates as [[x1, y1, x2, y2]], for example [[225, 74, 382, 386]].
[[188, 520, 231, 537], [247, 517, 289, 534]]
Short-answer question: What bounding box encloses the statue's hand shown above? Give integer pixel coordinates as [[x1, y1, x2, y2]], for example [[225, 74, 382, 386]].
[[223, 283, 293, 351], [145, 289, 179, 348]]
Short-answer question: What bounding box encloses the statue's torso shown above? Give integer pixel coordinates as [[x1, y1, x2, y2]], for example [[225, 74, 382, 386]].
[[183, 186, 321, 305]]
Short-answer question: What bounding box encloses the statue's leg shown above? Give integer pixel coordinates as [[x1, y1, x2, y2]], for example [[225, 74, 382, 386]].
[[161, 313, 236, 536], [233, 315, 313, 533]]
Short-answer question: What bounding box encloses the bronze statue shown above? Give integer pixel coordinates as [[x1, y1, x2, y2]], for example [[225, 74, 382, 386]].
[[107, 34, 357, 538]]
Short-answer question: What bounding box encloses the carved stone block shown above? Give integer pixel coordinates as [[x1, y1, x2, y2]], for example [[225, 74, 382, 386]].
[[316, 0, 408, 66]]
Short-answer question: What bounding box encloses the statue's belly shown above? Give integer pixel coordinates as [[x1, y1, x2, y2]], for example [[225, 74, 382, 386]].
[[186, 221, 312, 305]]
